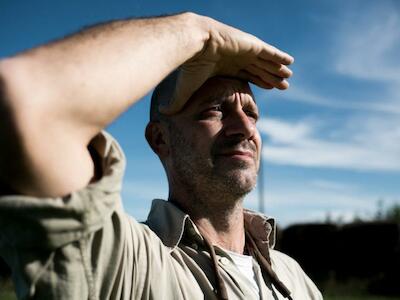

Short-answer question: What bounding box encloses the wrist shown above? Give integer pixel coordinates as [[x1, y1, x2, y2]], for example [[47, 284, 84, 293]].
[[178, 12, 211, 58]]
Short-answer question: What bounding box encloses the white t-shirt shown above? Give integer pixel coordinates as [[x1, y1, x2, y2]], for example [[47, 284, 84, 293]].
[[225, 249, 260, 297]]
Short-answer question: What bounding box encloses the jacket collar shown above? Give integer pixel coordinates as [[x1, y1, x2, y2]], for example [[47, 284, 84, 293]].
[[144, 199, 276, 250]]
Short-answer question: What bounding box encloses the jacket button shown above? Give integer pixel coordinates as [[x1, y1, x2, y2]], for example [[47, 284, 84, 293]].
[[219, 257, 230, 265]]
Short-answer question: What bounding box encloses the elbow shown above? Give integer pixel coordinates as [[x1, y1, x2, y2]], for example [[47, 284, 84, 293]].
[[0, 58, 16, 115], [0, 58, 25, 150], [0, 58, 94, 197], [0, 55, 39, 120], [0, 58, 29, 193], [0, 57, 46, 195], [0, 54, 51, 143], [0, 56, 36, 125]]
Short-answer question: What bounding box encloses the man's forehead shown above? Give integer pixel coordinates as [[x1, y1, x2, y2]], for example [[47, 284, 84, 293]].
[[190, 77, 256, 106], [150, 74, 257, 122]]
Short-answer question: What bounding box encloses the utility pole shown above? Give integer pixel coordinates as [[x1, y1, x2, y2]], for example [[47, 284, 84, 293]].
[[258, 151, 265, 214]]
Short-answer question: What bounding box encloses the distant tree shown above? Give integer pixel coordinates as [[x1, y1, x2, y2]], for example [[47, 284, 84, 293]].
[[352, 213, 364, 224], [384, 203, 400, 222], [324, 211, 333, 224], [375, 198, 385, 221], [372, 199, 400, 222]]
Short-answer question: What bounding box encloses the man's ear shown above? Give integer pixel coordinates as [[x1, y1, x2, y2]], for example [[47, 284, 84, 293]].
[[145, 122, 169, 158]]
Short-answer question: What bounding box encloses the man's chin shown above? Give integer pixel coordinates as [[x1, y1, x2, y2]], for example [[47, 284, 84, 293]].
[[217, 170, 257, 194], [216, 164, 257, 178]]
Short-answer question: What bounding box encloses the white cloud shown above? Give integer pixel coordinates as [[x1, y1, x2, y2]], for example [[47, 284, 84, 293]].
[[252, 2, 400, 227], [118, 159, 394, 227], [121, 179, 168, 221], [122, 179, 168, 201], [309, 179, 358, 192], [258, 116, 400, 172], [244, 183, 380, 227], [258, 117, 312, 144], [263, 3, 400, 115], [267, 85, 400, 115], [335, 5, 400, 83], [119, 177, 377, 227]]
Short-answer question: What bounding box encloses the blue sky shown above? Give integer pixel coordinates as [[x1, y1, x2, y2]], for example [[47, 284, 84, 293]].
[[1, 0, 399, 226]]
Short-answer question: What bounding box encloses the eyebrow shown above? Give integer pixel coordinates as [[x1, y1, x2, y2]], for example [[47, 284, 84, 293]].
[[196, 93, 257, 109], [198, 95, 225, 106]]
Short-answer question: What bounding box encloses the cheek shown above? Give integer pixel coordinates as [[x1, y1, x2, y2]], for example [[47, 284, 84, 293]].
[[253, 127, 261, 143], [194, 134, 217, 157], [195, 122, 222, 145], [179, 128, 216, 158], [254, 132, 262, 159]]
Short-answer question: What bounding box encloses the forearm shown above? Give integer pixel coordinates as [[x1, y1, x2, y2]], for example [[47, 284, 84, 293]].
[[0, 12, 293, 197], [1, 13, 208, 139], [0, 13, 209, 196]]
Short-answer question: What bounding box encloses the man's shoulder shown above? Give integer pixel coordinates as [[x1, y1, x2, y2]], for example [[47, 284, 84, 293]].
[[269, 249, 323, 299], [269, 248, 307, 281], [270, 249, 301, 268]]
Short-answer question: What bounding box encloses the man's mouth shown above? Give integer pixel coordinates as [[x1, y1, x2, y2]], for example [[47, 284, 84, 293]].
[[217, 150, 255, 161], [212, 139, 258, 163]]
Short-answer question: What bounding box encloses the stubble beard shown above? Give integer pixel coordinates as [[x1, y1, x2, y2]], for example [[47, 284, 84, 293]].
[[168, 123, 257, 212]]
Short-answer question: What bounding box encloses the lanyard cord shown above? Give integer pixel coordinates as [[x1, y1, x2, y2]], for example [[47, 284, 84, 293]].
[[203, 236, 229, 300], [169, 200, 292, 299], [169, 199, 228, 300], [245, 231, 293, 300], [203, 233, 293, 300]]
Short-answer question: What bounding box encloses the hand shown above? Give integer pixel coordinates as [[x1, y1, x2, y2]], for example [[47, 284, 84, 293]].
[[160, 15, 294, 115]]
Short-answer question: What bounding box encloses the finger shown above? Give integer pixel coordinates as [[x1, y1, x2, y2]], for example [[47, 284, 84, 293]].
[[260, 45, 294, 66], [246, 64, 290, 90], [238, 70, 274, 89], [256, 58, 293, 78]]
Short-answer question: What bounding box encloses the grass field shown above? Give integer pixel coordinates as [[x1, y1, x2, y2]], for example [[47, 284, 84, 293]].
[[0, 291, 16, 300], [0, 281, 16, 300], [1, 290, 399, 300], [325, 297, 399, 300], [1, 280, 400, 300]]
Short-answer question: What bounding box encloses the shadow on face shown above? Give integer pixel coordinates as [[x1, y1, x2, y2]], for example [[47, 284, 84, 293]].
[[147, 76, 261, 202]]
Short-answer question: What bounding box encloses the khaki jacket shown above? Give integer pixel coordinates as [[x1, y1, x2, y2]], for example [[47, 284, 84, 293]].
[[0, 132, 323, 299]]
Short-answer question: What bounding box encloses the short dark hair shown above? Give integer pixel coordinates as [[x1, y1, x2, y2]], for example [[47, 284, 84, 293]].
[[150, 69, 180, 122]]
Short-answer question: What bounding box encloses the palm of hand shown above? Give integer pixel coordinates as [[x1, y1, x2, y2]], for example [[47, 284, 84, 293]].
[[160, 20, 293, 115]]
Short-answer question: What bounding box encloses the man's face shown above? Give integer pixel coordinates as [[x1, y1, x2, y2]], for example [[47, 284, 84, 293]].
[[165, 77, 261, 199]]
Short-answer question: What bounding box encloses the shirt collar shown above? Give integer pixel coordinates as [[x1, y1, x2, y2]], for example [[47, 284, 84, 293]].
[[144, 199, 276, 249]]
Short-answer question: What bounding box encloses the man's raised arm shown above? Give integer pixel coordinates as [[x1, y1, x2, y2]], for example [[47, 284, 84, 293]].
[[0, 12, 293, 198]]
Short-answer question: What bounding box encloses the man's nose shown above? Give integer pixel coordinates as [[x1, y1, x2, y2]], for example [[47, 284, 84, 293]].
[[223, 109, 256, 139]]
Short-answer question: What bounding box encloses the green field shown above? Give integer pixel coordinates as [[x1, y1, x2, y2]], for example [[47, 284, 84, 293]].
[[1, 290, 399, 300], [0, 291, 16, 300], [0, 281, 16, 300], [1, 280, 400, 300], [325, 297, 399, 300]]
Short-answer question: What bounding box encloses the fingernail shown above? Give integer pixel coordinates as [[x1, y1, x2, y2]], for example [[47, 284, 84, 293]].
[[286, 55, 295, 64]]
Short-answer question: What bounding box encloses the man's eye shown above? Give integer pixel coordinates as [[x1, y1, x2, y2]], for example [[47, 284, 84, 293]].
[[205, 106, 223, 115], [198, 106, 223, 120], [245, 110, 259, 121], [209, 105, 222, 112]]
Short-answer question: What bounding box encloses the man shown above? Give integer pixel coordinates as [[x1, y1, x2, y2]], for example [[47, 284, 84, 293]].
[[0, 12, 322, 299]]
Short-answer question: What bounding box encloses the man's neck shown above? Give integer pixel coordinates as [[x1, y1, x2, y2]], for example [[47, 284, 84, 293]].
[[193, 204, 245, 254], [169, 193, 246, 254]]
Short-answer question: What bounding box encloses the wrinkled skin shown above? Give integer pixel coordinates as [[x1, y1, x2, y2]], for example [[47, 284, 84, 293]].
[[165, 77, 261, 216]]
